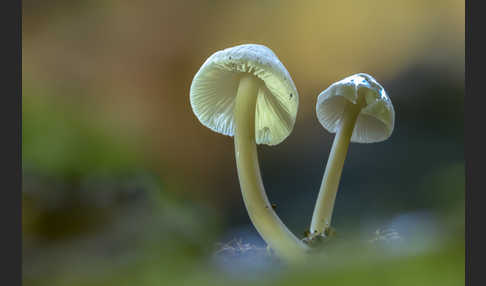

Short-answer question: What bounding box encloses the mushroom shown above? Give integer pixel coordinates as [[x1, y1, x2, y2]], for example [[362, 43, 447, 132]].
[[190, 44, 309, 261], [309, 73, 395, 236]]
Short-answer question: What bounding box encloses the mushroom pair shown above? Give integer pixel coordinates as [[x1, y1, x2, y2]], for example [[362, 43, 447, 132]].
[[189, 44, 395, 262]]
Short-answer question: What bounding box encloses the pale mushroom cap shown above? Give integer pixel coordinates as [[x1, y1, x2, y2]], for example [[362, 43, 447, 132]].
[[316, 73, 395, 143], [190, 44, 299, 146]]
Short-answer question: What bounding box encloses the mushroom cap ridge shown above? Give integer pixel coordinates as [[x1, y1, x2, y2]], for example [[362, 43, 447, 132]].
[[190, 44, 299, 146]]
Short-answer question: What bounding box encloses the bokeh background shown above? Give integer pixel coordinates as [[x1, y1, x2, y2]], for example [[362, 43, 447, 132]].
[[22, 0, 464, 285]]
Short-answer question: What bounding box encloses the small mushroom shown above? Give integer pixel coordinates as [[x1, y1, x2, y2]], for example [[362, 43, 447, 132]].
[[310, 73, 395, 235], [190, 44, 309, 261]]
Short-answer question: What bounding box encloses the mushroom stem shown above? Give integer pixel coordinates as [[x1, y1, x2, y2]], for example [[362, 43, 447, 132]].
[[310, 94, 367, 235], [234, 75, 309, 261]]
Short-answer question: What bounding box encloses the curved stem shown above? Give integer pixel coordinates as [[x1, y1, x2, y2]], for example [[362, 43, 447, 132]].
[[234, 75, 309, 262], [310, 95, 366, 235]]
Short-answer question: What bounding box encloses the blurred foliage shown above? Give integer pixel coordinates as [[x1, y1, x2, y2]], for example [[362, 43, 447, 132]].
[[23, 167, 222, 286], [420, 163, 465, 211], [22, 84, 145, 177], [24, 225, 464, 286]]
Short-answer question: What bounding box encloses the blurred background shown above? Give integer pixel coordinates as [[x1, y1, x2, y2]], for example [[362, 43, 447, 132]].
[[22, 0, 464, 285]]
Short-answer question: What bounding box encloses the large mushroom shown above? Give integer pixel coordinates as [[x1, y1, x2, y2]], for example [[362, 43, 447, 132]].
[[309, 73, 395, 237], [190, 44, 309, 261]]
